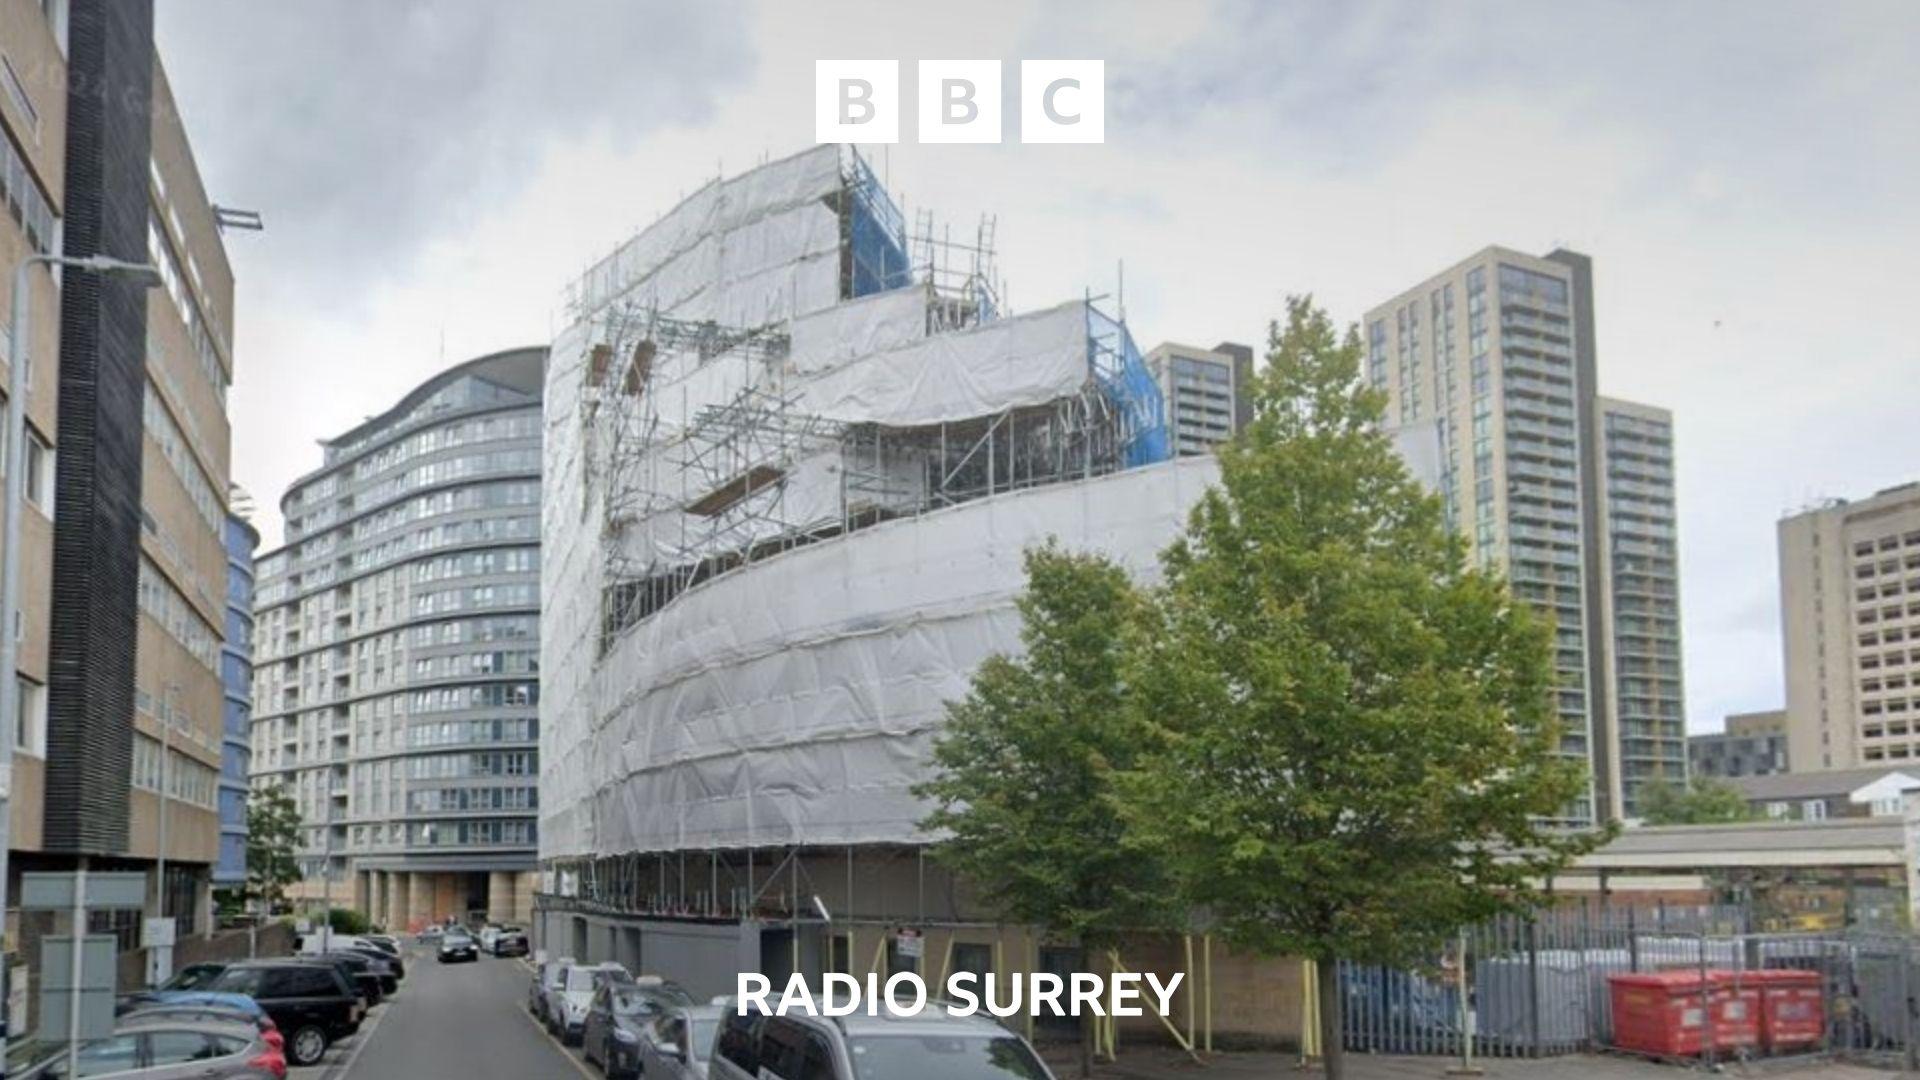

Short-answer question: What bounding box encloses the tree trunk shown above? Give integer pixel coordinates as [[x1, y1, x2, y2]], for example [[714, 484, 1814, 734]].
[[1317, 955, 1345, 1080]]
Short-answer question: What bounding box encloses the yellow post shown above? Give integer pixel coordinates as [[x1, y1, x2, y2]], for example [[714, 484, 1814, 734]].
[[1203, 934, 1213, 1054], [1183, 934, 1196, 1053], [1106, 950, 1201, 1063], [869, 929, 888, 977], [935, 934, 955, 994], [1299, 959, 1321, 1064]]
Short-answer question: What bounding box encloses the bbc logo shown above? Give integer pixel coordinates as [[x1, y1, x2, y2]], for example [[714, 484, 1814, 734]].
[[815, 60, 1104, 145]]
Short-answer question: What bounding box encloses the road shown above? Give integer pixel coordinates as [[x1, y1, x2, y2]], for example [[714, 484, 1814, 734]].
[[300, 946, 587, 1080]]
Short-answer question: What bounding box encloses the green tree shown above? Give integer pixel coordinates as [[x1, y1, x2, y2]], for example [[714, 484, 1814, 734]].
[[1119, 297, 1607, 1079], [918, 544, 1172, 1077], [245, 783, 304, 912], [1637, 777, 1755, 824]]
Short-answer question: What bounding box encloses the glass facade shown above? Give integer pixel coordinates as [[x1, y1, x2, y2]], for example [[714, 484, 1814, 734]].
[[251, 349, 545, 887]]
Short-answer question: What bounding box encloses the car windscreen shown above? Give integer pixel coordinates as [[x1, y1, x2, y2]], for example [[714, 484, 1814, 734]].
[[207, 968, 268, 998], [847, 1034, 1051, 1080], [565, 968, 598, 992], [610, 990, 658, 1016]]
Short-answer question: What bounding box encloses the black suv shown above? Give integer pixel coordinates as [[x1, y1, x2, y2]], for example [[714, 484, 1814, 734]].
[[207, 959, 364, 1066]]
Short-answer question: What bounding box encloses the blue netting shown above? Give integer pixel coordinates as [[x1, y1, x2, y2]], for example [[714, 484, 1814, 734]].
[[847, 153, 911, 298], [1087, 305, 1171, 468]]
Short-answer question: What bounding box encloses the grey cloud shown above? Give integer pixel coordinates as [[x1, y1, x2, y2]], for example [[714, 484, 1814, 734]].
[[156, 0, 755, 310]]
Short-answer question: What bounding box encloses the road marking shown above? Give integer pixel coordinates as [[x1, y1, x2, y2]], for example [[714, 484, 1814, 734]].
[[520, 995, 600, 1080]]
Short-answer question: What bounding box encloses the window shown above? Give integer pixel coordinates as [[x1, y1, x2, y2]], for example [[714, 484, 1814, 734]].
[[1802, 799, 1827, 821], [15, 676, 44, 756], [145, 1030, 225, 1065], [24, 430, 51, 510]]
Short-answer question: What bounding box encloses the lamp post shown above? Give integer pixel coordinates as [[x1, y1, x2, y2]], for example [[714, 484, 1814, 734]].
[[1, 251, 164, 1052]]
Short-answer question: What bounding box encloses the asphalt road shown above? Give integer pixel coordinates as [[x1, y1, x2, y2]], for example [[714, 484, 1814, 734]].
[[317, 947, 587, 1080]]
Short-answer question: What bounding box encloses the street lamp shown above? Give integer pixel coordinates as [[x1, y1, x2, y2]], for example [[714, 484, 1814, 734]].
[[0, 251, 165, 1046]]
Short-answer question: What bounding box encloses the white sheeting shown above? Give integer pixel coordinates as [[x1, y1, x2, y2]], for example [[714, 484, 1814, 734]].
[[799, 302, 1090, 426], [541, 146, 1200, 861], [551, 457, 1218, 855]]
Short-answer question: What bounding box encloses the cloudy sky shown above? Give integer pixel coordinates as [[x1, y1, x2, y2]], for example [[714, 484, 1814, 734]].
[[154, 0, 1919, 734]]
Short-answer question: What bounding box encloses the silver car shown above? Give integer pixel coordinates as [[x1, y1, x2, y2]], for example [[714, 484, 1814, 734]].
[[636, 1003, 726, 1080], [544, 961, 627, 1045], [6, 1017, 282, 1079], [528, 956, 574, 1024]]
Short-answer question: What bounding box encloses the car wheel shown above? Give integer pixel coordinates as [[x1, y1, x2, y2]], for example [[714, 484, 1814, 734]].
[[288, 1025, 329, 1066]]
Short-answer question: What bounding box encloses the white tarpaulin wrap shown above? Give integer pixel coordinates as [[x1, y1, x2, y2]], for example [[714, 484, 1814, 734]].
[[542, 145, 1193, 860], [552, 457, 1217, 855]]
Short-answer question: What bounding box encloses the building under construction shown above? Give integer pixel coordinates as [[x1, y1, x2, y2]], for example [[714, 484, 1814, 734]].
[[537, 146, 1247, 1048]]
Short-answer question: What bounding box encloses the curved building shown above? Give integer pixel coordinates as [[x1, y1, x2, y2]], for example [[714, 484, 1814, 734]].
[[538, 147, 1210, 983], [252, 348, 545, 928], [217, 510, 261, 889]]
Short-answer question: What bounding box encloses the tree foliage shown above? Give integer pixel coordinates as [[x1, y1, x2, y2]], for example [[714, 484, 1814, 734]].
[[922, 296, 1609, 1079], [918, 544, 1172, 1074], [1637, 777, 1755, 825], [246, 783, 304, 911], [1119, 297, 1608, 1076]]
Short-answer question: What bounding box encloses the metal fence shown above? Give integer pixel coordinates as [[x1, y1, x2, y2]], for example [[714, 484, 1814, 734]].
[[1339, 905, 1920, 1067]]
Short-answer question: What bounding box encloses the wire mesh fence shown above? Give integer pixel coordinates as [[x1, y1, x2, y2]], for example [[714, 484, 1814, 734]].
[[1339, 904, 1919, 1067]]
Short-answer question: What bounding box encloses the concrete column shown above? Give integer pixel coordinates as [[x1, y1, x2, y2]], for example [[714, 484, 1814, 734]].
[[386, 871, 410, 931], [408, 872, 433, 930], [352, 870, 371, 916], [514, 872, 535, 924], [487, 872, 511, 922], [368, 873, 386, 930]]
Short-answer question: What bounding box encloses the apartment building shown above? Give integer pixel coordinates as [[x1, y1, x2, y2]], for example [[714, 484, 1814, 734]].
[[251, 348, 544, 929], [1363, 246, 1685, 823], [1690, 709, 1790, 780], [1778, 482, 1920, 771], [1, 0, 239, 957], [217, 511, 260, 891], [1144, 340, 1252, 455]]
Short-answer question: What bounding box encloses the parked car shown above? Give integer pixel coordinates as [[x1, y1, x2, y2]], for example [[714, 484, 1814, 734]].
[[155, 962, 228, 993], [339, 943, 405, 982], [206, 959, 364, 1067], [477, 924, 504, 953], [493, 928, 529, 957], [529, 956, 574, 1023], [6, 1016, 287, 1079], [116, 1000, 285, 1055], [117, 991, 268, 1022], [299, 952, 388, 1004], [438, 927, 480, 963], [545, 962, 625, 1045], [710, 1009, 1054, 1080], [581, 980, 693, 1078], [635, 1002, 727, 1080], [362, 933, 403, 954]]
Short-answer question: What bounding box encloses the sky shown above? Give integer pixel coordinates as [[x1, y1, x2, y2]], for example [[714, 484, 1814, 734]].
[[154, 0, 1920, 736]]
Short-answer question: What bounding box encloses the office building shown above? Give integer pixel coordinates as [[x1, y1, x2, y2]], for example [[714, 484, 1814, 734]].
[[1778, 482, 1920, 771], [1690, 709, 1790, 780], [1145, 340, 1252, 455], [250, 348, 545, 929], [1363, 246, 1685, 823], [1, 0, 240, 972]]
